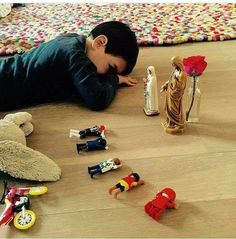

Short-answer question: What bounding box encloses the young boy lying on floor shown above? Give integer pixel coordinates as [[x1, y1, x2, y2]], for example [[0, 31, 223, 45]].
[[0, 21, 139, 111]]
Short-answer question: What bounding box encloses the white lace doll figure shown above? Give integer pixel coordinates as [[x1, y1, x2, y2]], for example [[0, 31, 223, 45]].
[[143, 66, 160, 116]]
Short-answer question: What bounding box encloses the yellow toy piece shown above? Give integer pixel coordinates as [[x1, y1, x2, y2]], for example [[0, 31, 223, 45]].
[[29, 186, 48, 196], [13, 210, 36, 230]]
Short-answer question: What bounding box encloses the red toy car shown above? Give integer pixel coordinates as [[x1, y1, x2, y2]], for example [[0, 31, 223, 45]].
[[0, 181, 47, 230]]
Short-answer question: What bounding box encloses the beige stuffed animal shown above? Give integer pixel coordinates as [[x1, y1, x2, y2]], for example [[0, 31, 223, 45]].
[[0, 112, 61, 181]]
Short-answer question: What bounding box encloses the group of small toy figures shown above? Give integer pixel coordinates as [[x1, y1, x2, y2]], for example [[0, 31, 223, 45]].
[[70, 125, 108, 153], [70, 125, 178, 221], [93, 158, 177, 220], [90, 159, 178, 220], [89, 157, 178, 220]]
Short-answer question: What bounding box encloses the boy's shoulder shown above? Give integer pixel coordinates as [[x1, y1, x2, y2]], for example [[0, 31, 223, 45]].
[[56, 33, 81, 39], [55, 33, 85, 43], [49, 33, 87, 55]]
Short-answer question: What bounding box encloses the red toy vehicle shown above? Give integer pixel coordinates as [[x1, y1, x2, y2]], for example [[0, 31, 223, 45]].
[[0, 181, 47, 230]]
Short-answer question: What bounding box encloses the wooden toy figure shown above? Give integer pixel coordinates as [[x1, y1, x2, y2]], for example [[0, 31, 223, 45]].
[[143, 66, 160, 116], [88, 158, 122, 178], [109, 173, 145, 199], [161, 56, 187, 134], [144, 188, 177, 220], [76, 137, 108, 153]]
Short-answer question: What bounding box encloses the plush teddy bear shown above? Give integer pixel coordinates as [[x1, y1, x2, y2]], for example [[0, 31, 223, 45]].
[[0, 112, 33, 145], [0, 112, 61, 182]]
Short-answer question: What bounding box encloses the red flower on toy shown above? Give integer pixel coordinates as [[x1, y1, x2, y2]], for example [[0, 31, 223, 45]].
[[183, 56, 207, 76]]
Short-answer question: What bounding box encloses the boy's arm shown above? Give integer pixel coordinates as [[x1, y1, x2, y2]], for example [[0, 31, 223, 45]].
[[72, 64, 119, 111], [118, 75, 137, 86]]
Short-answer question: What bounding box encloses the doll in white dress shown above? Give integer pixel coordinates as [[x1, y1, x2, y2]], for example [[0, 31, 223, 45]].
[[143, 66, 160, 116]]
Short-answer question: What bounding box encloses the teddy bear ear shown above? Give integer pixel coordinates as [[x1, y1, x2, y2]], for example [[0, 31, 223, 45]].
[[4, 112, 32, 126]]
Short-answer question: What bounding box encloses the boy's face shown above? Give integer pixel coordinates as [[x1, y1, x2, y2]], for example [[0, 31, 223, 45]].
[[86, 35, 127, 75]]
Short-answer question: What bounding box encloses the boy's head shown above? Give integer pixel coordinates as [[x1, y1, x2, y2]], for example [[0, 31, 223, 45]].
[[87, 21, 139, 75]]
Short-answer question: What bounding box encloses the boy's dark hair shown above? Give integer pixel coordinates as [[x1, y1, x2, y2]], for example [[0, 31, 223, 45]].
[[89, 21, 139, 75], [131, 173, 140, 181]]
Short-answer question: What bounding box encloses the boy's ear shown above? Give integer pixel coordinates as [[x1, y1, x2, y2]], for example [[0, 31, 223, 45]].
[[92, 35, 108, 49]]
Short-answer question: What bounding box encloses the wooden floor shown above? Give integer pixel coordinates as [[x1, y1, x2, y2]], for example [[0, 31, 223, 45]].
[[1, 40, 236, 238]]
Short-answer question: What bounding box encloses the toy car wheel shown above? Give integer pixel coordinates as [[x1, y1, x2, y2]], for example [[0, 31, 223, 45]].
[[13, 210, 36, 230], [29, 186, 48, 196]]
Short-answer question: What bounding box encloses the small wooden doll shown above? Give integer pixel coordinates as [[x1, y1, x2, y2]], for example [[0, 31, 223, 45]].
[[143, 66, 160, 116]]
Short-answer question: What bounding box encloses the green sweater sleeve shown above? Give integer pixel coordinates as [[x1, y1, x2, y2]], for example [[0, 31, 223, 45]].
[[71, 60, 119, 111]]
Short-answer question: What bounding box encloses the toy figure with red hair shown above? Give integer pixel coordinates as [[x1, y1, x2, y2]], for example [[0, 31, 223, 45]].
[[144, 188, 178, 220], [70, 124, 105, 139]]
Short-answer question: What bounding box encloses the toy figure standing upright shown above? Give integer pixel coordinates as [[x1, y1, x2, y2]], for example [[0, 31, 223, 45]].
[[161, 56, 187, 134], [144, 188, 177, 220], [143, 66, 160, 116], [109, 173, 145, 199]]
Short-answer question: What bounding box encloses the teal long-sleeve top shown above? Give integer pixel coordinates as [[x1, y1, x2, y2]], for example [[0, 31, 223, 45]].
[[0, 34, 119, 111]]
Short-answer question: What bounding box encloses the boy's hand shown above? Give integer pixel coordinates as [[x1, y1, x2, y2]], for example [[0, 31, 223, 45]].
[[118, 75, 137, 86]]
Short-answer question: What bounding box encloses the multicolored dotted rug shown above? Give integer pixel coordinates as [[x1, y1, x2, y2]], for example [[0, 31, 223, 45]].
[[0, 3, 235, 55]]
